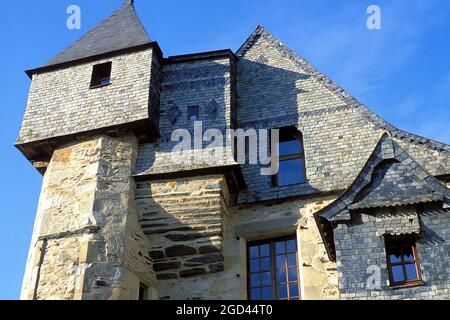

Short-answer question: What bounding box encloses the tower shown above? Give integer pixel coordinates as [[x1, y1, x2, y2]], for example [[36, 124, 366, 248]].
[[17, 1, 162, 300]]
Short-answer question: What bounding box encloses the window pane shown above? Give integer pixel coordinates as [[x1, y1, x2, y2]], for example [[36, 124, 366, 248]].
[[286, 240, 296, 253], [260, 244, 270, 257], [276, 255, 285, 268], [250, 288, 260, 300], [403, 247, 415, 262], [277, 269, 287, 283], [249, 246, 259, 258], [287, 254, 297, 267], [248, 237, 299, 301], [277, 159, 305, 186], [250, 274, 260, 288], [405, 263, 419, 281], [288, 268, 298, 281], [389, 248, 402, 264], [275, 242, 285, 254], [279, 139, 301, 157], [100, 77, 110, 85], [261, 272, 272, 286], [187, 106, 199, 121], [278, 285, 288, 299], [250, 259, 260, 272], [392, 265, 405, 283], [261, 287, 272, 300], [260, 258, 271, 271], [289, 283, 299, 297]]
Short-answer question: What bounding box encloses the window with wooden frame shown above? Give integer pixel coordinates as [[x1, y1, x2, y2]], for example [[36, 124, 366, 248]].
[[385, 235, 423, 287], [247, 236, 301, 300], [90, 61, 112, 88], [271, 127, 306, 187]]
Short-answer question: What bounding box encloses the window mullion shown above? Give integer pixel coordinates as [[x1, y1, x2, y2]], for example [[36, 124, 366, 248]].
[[271, 241, 277, 300], [400, 247, 408, 281]]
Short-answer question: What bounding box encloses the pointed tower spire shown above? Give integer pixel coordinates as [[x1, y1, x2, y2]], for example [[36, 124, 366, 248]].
[[43, 1, 149, 68]]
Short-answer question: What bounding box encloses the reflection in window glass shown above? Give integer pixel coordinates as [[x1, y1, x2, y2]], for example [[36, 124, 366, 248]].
[[392, 265, 404, 283], [277, 159, 305, 186], [385, 235, 422, 286], [405, 264, 418, 280], [272, 128, 306, 187], [248, 236, 300, 300], [279, 139, 302, 156]]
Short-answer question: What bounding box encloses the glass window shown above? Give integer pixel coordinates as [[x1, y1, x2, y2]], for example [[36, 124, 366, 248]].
[[90, 62, 112, 88], [248, 236, 301, 300], [187, 106, 199, 121], [385, 235, 422, 287], [272, 127, 306, 187]]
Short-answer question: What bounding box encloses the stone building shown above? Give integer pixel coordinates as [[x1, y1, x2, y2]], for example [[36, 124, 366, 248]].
[[17, 1, 450, 300]]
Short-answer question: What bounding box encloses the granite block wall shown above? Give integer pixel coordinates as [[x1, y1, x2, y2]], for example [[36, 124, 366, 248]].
[[135, 175, 231, 282], [21, 134, 156, 300], [137, 191, 339, 300]]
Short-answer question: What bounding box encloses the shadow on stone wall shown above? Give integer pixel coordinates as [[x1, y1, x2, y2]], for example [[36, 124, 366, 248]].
[[135, 176, 228, 299], [236, 59, 321, 202]]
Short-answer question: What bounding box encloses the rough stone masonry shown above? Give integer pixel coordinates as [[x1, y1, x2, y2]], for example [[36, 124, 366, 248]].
[[17, 1, 450, 300]]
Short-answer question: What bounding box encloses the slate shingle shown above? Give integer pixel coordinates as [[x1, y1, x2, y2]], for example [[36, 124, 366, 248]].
[[44, 2, 151, 68]]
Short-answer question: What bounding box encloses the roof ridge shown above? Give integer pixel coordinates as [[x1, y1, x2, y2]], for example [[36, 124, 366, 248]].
[[236, 27, 450, 155]]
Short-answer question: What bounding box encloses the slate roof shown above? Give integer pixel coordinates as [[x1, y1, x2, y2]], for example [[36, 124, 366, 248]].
[[43, 1, 151, 68], [348, 161, 443, 210], [314, 133, 450, 261], [237, 26, 450, 157], [317, 133, 450, 222]]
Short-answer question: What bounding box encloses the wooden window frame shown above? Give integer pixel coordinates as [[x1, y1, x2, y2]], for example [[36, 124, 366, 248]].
[[90, 61, 112, 89], [385, 235, 423, 288], [271, 128, 306, 187], [247, 235, 301, 300]]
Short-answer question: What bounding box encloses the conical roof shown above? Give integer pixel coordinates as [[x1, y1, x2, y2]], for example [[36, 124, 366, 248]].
[[44, 1, 151, 68]]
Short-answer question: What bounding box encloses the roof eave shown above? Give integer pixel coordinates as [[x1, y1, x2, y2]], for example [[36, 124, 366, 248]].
[[25, 41, 162, 79]]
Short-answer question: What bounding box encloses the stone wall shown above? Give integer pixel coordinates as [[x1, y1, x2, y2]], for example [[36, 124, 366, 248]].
[[335, 203, 450, 299], [135, 175, 231, 294], [232, 196, 339, 300], [17, 48, 156, 144], [21, 133, 156, 300], [134, 186, 338, 300]]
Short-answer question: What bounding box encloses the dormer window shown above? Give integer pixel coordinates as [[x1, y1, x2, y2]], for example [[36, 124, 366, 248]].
[[272, 127, 306, 187], [187, 106, 199, 121], [90, 62, 112, 88]]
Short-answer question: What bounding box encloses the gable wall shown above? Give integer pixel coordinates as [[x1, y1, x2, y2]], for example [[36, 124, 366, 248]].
[[236, 31, 450, 204], [236, 33, 384, 203]]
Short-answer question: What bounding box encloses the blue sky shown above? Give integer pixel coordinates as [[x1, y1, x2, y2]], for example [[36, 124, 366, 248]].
[[0, 0, 449, 299]]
